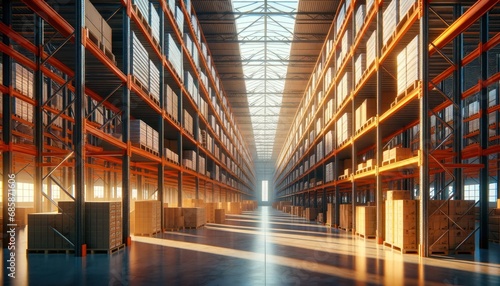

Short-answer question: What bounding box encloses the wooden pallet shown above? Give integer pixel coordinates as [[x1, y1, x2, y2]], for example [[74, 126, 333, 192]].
[[429, 250, 449, 256], [355, 117, 375, 135], [184, 224, 205, 229], [134, 230, 161, 237], [356, 233, 376, 239], [27, 249, 74, 254], [88, 244, 125, 254], [392, 245, 419, 254]]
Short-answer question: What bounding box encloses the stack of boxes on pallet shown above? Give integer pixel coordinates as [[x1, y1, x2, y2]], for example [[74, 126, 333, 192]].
[[164, 207, 184, 230], [490, 200, 500, 242], [28, 201, 123, 251], [355, 98, 375, 132], [205, 202, 216, 223], [165, 33, 183, 78], [182, 150, 197, 171], [183, 208, 206, 228], [336, 112, 352, 146], [28, 213, 71, 250], [356, 206, 376, 238], [292, 206, 304, 217], [339, 204, 353, 231], [215, 209, 225, 224], [131, 29, 160, 102], [326, 203, 335, 227], [366, 30, 376, 68], [354, 53, 366, 87], [305, 208, 318, 221], [183, 109, 194, 136], [85, 0, 113, 60], [336, 73, 352, 109], [129, 119, 159, 154], [134, 200, 161, 236], [429, 200, 476, 254], [382, 0, 398, 47], [382, 147, 412, 165], [85, 202, 122, 250], [165, 84, 179, 121], [397, 35, 420, 96], [384, 190, 417, 253]]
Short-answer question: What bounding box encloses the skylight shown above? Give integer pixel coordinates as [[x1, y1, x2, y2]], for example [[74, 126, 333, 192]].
[[231, 0, 298, 160]]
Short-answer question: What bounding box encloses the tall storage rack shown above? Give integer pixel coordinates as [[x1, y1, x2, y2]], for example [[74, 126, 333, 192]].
[[0, 0, 256, 255], [274, 0, 500, 257]]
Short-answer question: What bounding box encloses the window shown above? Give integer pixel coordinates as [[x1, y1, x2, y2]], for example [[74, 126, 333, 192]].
[[16, 182, 34, 202], [464, 183, 498, 202], [94, 185, 104, 199], [262, 180, 268, 202]]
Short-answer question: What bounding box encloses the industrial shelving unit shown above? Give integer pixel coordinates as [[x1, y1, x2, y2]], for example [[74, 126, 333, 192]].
[[0, 0, 255, 255], [274, 0, 500, 257]]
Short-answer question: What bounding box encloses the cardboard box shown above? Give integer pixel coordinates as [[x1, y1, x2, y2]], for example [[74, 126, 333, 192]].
[[386, 190, 411, 201]]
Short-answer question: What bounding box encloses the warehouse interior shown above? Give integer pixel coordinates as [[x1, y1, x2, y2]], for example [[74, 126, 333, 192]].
[[1, 0, 500, 284]]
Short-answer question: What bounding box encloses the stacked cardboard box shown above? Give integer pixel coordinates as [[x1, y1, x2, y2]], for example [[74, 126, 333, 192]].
[[149, 2, 160, 44], [215, 209, 225, 224], [355, 5, 365, 38], [242, 200, 257, 211], [448, 200, 475, 253], [131, 32, 149, 89], [182, 150, 197, 170], [354, 53, 366, 87], [283, 205, 292, 214], [164, 207, 184, 229], [382, 147, 412, 163], [383, 0, 399, 46], [355, 98, 376, 132], [183, 208, 206, 228], [336, 72, 352, 109], [336, 112, 352, 146], [149, 60, 160, 102], [366, 30, 376, 68], [135, 200, 161, 236], [326, 203, 335, 227], [184, 109, 194, 135], [305, 208, 318, 221], [339, 204, 353, 230], [356, 206, 376, 237], [129, 119, 158, 153], [165, 147, 179, 163], [397, 35, 420, 96], [400, 0, 417, 19], [428, 200, 450, 253], [165, 84, 179, 121], [226, 202, 242, 215], [85, 202, 122, 250], [393, 200, 417, 251], [325, 162, 334, 182], [205, 203, 216, 223], [28, 213, 70, 250], [165, 33, 183, 78], [85, 0, 112, 52]]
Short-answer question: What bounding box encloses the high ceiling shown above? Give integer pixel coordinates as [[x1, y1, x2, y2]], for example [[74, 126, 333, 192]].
[[192, 0, 339, 175]]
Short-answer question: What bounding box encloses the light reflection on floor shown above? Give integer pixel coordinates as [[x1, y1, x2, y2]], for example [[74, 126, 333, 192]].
[[1, 206, 499, 285]]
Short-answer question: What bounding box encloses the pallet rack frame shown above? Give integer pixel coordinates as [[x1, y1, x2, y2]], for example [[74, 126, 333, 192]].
[[274, 0, 500, 257], [1, 0, 256, 255]]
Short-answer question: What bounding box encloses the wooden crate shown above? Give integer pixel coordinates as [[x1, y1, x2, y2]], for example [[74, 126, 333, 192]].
[[205, 203, 217, 223], [135, 200, 161, 236], [215, 209, 225, 224], [393, 200, 417, 250], [16, 207, 35, 227], [182, 207, 206, 228], [305, 208, 318, 221], [386, 190, 411, 201], [339, 204, 353, 230], [385, 200, 394, 245], [164, 207, 183, 229], [326, 203, 335, 227], [356, 206, 376, 238]]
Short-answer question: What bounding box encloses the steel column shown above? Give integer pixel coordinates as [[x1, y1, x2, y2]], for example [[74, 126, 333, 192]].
[[74, 0, 86, 257], [452, 4, 463, 200], [419, 1, 430, 257], [122, 8, 131, 246], [34, 14, 44, 213], [479, 12, 489, 249], [376, 0, 384, 241], [158, 5, 165, 229]]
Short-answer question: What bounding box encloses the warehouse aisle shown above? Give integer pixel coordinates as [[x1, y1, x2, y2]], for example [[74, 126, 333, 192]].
[[3, 206, 500, 285]]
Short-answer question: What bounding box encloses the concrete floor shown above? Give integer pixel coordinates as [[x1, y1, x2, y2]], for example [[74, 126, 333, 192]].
[[2, 206, 500, 285]]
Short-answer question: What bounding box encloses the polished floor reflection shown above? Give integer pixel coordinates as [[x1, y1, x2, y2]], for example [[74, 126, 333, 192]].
[[2, 206, 500, 285]]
